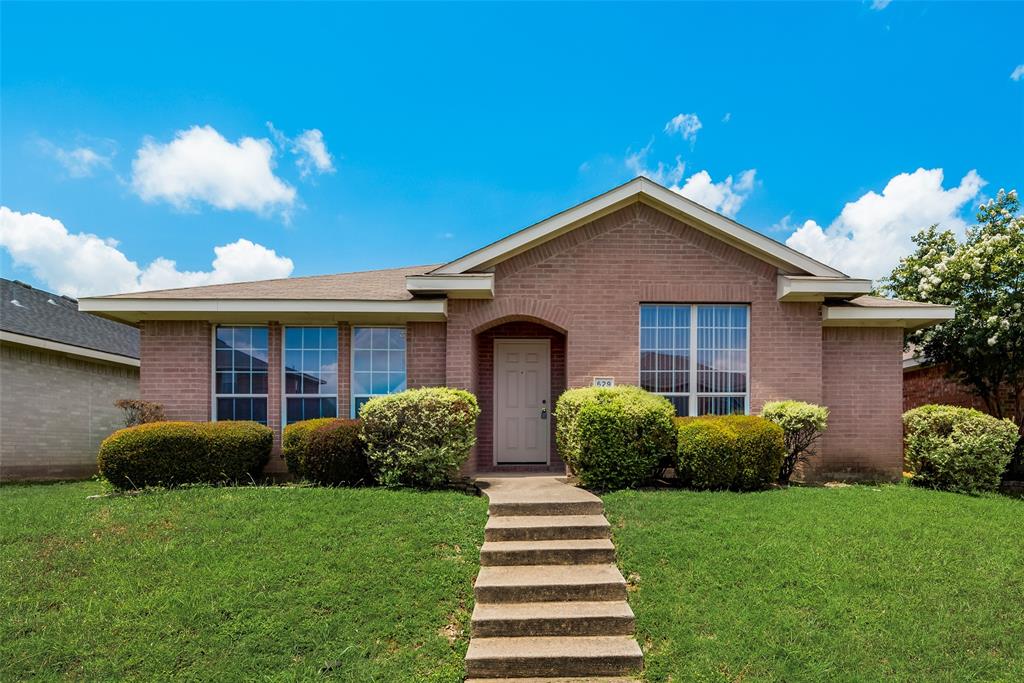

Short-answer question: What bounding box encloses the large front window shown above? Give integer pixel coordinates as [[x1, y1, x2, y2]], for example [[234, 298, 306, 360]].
[[351, 327, 406, 416], [640, 304, 749, 416], [214, 326, 269, 424], [284, 326, 338, 425]]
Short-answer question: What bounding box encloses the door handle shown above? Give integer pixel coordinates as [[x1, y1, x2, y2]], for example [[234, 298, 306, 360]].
[[540, 409, 548, 420]]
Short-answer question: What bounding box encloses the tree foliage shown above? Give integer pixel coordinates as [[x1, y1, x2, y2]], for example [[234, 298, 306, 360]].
[[881, 188, 1024, 452]]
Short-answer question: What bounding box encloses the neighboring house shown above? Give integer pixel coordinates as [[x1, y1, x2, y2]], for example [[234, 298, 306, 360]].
[[903, 350, 1017, 417], [1, 279, 140, 481], [80, 178, 953, 481]]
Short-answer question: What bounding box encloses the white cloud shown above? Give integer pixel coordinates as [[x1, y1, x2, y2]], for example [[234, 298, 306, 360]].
[[1011, 64, 1024, 81], [37, 139, 115, 178], [625, 143, 756, 217], [0, 207, 293, 297], [131, 125, 296, 215], [670, 169, 757, 218], [784, 168, 985, 279], [871, 0, 891, 10], [625, 142, 686, 186], [293, 129, 334, 178], [664, 113, 702, 144]]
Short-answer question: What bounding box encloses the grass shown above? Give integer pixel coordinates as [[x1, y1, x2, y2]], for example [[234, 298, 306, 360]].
[[0, 481, 487, 682], [604, 484, 1024, 682]]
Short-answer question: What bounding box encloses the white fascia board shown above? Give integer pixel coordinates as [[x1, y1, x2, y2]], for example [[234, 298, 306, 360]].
[[777, 275, 873, 301], [78, 297, 448, 324], [0, 330, 140, 367], [433, 177, 847, 278], [821, 304, 955, 331], [406, 274, 494, 299]]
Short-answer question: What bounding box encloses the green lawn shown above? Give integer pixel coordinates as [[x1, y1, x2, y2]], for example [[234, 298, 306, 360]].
[[604, 485, 1024, 682], [0, 481, 487, 682]]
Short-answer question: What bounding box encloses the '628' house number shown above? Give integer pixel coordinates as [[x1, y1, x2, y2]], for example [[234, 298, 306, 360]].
[[592, 377, 615, 388]]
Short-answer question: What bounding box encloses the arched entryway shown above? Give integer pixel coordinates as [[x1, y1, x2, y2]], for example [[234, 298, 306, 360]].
[[473, 319, 567, 473]]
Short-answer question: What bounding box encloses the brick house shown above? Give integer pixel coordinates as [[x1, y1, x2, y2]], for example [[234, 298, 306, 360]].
[[1, 279, 140, 481], [80, 178, 953, 481]]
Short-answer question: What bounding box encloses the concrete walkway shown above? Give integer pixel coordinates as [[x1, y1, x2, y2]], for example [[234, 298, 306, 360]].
[[465, 475, 643, 681]]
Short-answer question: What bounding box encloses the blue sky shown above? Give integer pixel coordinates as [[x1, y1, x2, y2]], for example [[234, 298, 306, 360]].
[[1, 1, 1021, 296]]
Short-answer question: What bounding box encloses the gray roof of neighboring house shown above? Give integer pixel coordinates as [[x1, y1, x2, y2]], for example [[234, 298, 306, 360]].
[[97, 264, 440, 301], [1, 279, 139, 359]]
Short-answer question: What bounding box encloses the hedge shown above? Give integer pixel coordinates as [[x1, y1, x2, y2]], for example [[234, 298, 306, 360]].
[[555, 386, 676, 490], [303, 419, 371, 485], [98, 421, 272, 490], [903, 404, 1017, 494], [360, 387, 480, 489], [675, 415, 785, 491], [760, 400, 829, 484], [282, 418, 337, 477]]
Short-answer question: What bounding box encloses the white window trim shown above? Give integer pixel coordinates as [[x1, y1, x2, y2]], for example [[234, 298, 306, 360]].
[[639, 304, 751, 417], [211, 324, 270, 423], [281, 325, 340, 426], [350, 324, 408, 418]]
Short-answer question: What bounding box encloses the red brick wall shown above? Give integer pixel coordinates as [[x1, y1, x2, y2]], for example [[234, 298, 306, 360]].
[[140, 321, 211, 422], [904, 362, 1016, 416], [338, 322, 351, 418], [475, 321, 567, 473], [407, 321, 447, 388], [446, 202, 823, 417], [818, 327, 904, 480]]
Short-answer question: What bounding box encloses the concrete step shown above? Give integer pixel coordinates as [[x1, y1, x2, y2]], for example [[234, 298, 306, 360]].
[[481, 539, 617, 566], [485, 514, 611, 542], [475, 564, 627, 603], [489, 500, 604, 517], [465, 635, 643, 678], [472, 600, 635, 637]]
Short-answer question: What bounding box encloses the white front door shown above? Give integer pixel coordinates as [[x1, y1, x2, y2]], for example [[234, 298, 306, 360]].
[[494, 340, 551, 464]]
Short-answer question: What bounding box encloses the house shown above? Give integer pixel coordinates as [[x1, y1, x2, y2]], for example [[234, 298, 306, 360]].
[[903, 350, 1017, 419], [1, 279, 140, 481], [79, 178, 954, 481]]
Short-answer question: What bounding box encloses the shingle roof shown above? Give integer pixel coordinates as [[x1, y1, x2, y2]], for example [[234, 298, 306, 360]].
[[828, 295, 950, 309], [98, 264, 440, 301], [1, 279, 139, 358]]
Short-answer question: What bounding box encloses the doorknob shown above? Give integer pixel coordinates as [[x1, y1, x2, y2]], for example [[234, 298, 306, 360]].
[[540, 409, 548, 420]]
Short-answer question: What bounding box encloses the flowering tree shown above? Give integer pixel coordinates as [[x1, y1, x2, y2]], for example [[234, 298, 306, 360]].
[[882, 188, 1023, 452]]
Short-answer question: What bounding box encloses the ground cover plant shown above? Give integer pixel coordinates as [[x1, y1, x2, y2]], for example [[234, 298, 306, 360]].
[[0, 481, 487, 682], [604, 484, 1024, 682]]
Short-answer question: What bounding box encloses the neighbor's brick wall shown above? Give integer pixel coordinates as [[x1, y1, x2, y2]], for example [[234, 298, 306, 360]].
[[140, 320, 211, 422], [474, 321, 567, 473], [903, 362, 1016, 417], [0, 342, 138, 481], [818, 327, 904, 481], [407, 322, 447, 388], [445, 203, 824, 471]]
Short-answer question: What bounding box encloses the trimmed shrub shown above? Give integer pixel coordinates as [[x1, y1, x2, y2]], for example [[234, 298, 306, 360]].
[[303, 419, 371, 485], [98, 421, 272, 490], [282, 418, 336, 476], [675, 417, 737, 490], [360, 388, 480, 489], [761, 400, 830, 484], [555, 386, 676, 490], [903, 404, 1017, 494], [675, 415, 785, 491]]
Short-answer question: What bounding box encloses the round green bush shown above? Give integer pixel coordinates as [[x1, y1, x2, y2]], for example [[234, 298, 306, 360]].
[[303, 419, 371, 485], [555, 386, 676, 490], [282, 418, 336, 476], [360, 387, 480, 489], [98, 421, 272, 490], [675, 415, 784, 491], [675, 417, 737, 490], [903, 404, 1017, 494], [760, 400, 829, 484]]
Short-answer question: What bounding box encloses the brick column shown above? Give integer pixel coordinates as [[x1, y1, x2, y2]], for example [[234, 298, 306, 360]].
[[266, 322, 283, 469], [338, 322, 351, 418]]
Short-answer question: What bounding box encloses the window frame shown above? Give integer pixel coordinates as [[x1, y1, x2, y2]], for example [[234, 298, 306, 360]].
[[350, 324, 408, 418], [280, 325, 340, 426], [638, 303, 751, 417], [211, 324, 270, 424]]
